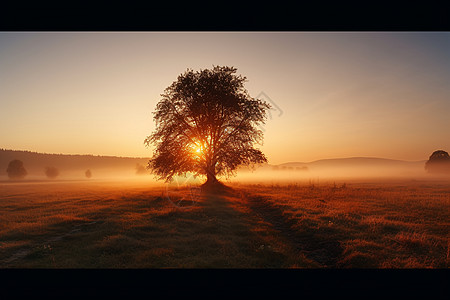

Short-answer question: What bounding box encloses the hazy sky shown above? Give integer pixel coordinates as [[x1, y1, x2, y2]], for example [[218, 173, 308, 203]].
[[1, 32, 449, 164]]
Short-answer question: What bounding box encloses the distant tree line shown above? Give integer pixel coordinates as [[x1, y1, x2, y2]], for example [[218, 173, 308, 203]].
[[0, 149, 149, 174]]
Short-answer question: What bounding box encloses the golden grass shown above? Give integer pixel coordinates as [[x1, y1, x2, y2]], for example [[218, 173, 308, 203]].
[[239, 180, 449, 268], [0, 179, 448, 268]]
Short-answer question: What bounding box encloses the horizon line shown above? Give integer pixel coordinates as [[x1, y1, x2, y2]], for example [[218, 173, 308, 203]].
[[1, 148, 429, 164]]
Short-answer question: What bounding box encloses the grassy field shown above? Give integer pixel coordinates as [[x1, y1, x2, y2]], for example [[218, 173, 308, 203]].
[[0, 178, 448, 268]]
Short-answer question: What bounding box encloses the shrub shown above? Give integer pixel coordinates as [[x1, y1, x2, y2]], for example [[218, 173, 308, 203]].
[[45, 166, 59, 179], [425, 150, 450, 174], [135, 164, 148, 175], [6, 159, 27, 179]]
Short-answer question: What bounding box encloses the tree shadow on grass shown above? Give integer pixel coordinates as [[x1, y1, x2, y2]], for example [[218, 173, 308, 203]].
[[1, 183, 313, 268], [141, 184, 296, 268]]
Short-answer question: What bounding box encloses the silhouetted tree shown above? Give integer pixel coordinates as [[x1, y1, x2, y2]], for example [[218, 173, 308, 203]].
[[425, 150, 450, 174], [45, 166, 59, 179], [6, 159, 27, 179], [145, 66, 271, 185], [85, 169, 92, 178]]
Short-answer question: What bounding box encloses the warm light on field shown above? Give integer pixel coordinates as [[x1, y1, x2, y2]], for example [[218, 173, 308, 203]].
[[0, 179, 448, 268]]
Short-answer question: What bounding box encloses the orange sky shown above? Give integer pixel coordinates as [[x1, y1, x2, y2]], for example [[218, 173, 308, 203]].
[[1, 32, 449, 164]]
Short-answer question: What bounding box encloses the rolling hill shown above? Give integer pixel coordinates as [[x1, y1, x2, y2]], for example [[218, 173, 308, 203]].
[[278, 157, 425, 169]]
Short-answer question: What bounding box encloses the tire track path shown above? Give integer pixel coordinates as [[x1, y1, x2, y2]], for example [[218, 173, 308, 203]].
[[244, 193, 343, 267]]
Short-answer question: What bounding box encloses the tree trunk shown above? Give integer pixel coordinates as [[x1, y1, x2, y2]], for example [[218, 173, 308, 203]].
[[206, 171, 218, 184], [205, 163, 218, 184]]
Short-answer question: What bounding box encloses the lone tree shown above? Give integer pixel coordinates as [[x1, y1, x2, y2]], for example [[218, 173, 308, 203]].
[[6, 159, 27, 179], [145, 66, 271, 185], [85, 169, 92, 178], [425, 150, 450, 174], [45, 166, 59, 179]]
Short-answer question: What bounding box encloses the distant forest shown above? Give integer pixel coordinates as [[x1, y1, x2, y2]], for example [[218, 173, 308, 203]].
[[0, 149, 150, 179]]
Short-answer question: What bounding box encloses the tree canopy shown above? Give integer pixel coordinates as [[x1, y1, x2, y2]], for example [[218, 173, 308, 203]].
[[145, 66, 271, 184]]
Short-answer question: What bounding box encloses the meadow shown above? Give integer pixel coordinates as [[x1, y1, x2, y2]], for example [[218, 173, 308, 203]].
[[0, 178, 448, 268]]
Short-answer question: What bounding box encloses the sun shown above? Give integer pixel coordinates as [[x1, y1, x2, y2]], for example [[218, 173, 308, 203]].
[[189, 142, 203, 158], [194, 144, 204, 156]]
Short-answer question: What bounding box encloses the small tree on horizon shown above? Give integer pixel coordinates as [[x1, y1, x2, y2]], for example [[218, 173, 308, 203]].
[[425, 150, 450, 174], [85, 169, 92, 178], [145, 66, 271, 185], [135, 163, 148, 175], [6, 159, 27, 180], [45, 166, 59, 179]]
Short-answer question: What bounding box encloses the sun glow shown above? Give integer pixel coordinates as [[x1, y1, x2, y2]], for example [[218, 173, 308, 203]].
[[189, 141, 204, 158]]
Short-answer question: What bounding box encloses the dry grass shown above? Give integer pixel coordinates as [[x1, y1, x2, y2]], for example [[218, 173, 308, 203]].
[[0, 180, 309, 268], [239, 180, 449, 268], [0, 179, 448, 268]]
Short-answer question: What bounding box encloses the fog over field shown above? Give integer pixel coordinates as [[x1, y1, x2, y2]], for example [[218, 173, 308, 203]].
[[0, 149, 434, 183], [229, 157, 441, 185], [3, 149, 446, 184]]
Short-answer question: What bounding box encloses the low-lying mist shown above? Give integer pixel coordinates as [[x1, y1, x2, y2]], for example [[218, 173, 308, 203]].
[[2, 150, 449, 186], [228, 163, 449, 185]]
